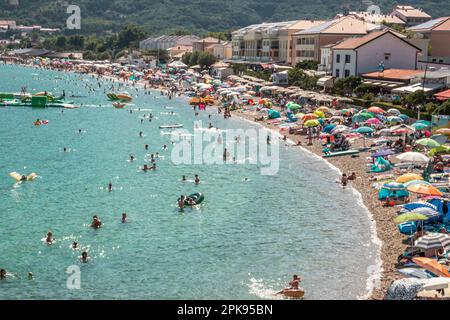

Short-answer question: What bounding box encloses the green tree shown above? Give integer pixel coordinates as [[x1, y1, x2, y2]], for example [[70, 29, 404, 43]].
[[197, 52, 216, 67], [434, 100, 450, 115], [116, 24, 146, 49], [404, 90, 426, 106], [55, 35, 67, 50], [332, 76, 362, 96], [189, 51, 200, 66], [288, 68, 318, 90], [295, 60, 319, 70], [182, 52, 192, 65]]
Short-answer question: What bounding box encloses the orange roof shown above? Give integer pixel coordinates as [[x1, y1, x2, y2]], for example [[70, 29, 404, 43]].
[[363, 69, 424, 81], [287, 20, 327, 31], [394, 6, 431, 18], [332, 30, 419, 50], [434, 89, 450, 101]]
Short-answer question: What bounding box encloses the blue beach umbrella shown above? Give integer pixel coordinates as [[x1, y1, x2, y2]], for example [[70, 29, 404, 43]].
[[412, 123, 429, 130], [354, 126, 374, 134], [416, 120, 431, 126], [399, 114, 410, 121], [323, 124, 336, 133]]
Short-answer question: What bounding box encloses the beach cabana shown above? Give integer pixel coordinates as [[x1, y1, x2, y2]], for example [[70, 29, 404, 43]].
[[370, 157, 393, 173], [379, 182, 409, 200]]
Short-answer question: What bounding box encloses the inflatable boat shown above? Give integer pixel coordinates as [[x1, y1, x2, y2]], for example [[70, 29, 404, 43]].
[[159, 124, 183, 129], [184, 193, 204, 206]]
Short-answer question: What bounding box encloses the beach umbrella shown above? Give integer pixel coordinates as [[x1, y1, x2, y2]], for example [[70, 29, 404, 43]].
[[304, 119, 320, 127], [402, 202, 437, 212], [399, 114, 410, 121], [413, 257, 450, 277], [372, 149, 396, 158], [428, 145, 450, 157], [407, 184, 443, 197], [396, 173, 423, 183], [365, 118, 381, 125], [416, 138, 441, 148], [378, 128, 393, 136], [398, 268, 432, 279], [386, 116, 404, 124], [288, 103, 301, 111], [385, 278, 426, 300], [422, 277, 450, 290], [383, 181, 406, 191], [396, 152, 430, 163], [437, 128, 450, 135], [412, 123, 429, 131], [314, 110, 325, 118], [391, 124, 416, 133], [316, 106, 330, 113], [322, 124, 336, 133], [404, 180, 431, 188], [302, 114, 318, 121], [416, 120, 431, 126], [330, 116, 344, 123], [354, 126, 374, 134], [394, 212, 428, 224], [415, 233, 450, 252], [387, 108, 401, 115], [331, 125, 350, 134], [367, 106, 386, 114], [430, 134, 448, 145], [410, 207, 440, 219]]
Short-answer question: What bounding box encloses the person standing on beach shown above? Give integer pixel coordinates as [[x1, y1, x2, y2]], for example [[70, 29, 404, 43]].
[[341, 174, 348, 187]]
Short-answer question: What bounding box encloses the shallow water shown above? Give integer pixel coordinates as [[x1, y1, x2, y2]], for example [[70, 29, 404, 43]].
[[0, 64, 378, 299]]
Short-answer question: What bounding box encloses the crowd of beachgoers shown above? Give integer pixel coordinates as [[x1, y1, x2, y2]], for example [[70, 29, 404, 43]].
[[1, 55, 450, 300]]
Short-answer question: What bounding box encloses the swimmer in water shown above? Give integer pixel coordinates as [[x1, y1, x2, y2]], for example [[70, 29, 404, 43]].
[[46, 231, 54, 245], [72, 242, 79, 249], [178, 195, 186, 209], [162, 145, 168, 150], [28, 272, 33, 280], [145, 144, 149, 150], [79, 129, 82, 133], [122, 213, 127, 223], [20, 175, 27, 181], [108, 182, 112, 192], [194, 174, 200, 184], [91, 215, 102, 229], [182, 175, 187, 182], [130, 155, 135, 162], [81, 251, 89, 263], [139, 131, 143, 137], [0, 269, 6, 280], [142, 164, 149, 172]]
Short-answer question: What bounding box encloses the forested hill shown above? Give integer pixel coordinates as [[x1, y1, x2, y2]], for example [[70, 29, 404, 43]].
[[0, 0, 447, 35]]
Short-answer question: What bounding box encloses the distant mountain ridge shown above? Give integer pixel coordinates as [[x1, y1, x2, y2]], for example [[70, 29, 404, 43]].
[[0, 0, 447, 35]]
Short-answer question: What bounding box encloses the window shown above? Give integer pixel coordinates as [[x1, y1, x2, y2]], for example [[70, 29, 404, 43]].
[[335, 69, 340, 78], [344, 69, 350, 77], [336, 54, 341, 63], [345, 55, 351, 63], [384, 53, 391, 61]]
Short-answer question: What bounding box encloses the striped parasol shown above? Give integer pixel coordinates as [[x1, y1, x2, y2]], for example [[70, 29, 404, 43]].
[[414, 233, 450, 251]]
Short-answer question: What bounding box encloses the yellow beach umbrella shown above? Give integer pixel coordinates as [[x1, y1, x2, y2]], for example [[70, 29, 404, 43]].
[[304, 119, 320, 127], [314, 110, 325, 118], [316, 106, 330, 113], [396, 173, 424, 183]]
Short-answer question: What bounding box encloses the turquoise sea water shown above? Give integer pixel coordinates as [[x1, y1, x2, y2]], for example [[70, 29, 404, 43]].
[[0, 64, 379, 299]]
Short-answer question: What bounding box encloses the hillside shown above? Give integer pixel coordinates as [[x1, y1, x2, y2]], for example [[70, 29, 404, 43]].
[[0, 0, 448, 35]]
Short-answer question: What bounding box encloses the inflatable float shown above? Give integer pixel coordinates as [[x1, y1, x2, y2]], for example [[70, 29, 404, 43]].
[[107, 93, 133, 102], [323, 150, 360, 158], [184, 193, 204, 206], [159, 124, 183, 129], [113, 102, 126, 109], [279, 288, 305, 299], [10, 172, 37, 181]]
